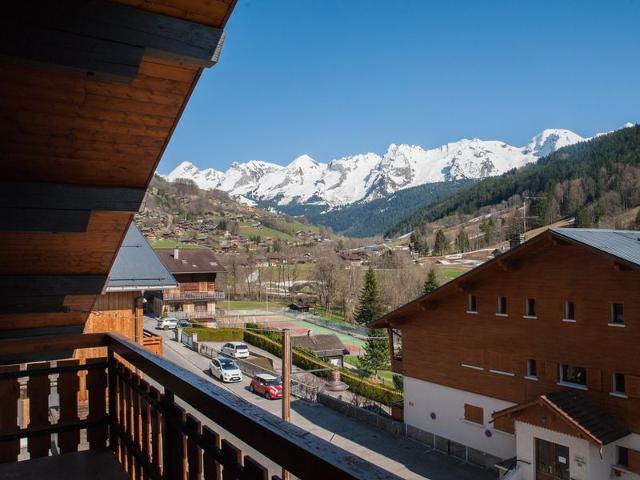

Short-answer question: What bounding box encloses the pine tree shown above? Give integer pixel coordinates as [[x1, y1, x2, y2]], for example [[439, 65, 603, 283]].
[[434, 229, 448, 255], [423, 268, 439, 294], [353, 266, 382, 325], [455, 228, 470, 253], [355, 266, 389, 374], [360, 329, 389, 375]]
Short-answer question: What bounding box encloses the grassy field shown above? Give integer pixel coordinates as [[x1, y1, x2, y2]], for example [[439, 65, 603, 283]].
[[344, 355, 396, 387], [221, 300, 288, 310], [264, 263, 315, 280], [151, 239, 201, 248], [239, 223, 296, 242], [435, 265, 468, 281], [313, 305, 345, 322]]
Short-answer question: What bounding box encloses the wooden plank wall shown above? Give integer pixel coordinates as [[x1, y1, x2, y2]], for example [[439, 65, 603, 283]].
[[399, 240, 640, 431]]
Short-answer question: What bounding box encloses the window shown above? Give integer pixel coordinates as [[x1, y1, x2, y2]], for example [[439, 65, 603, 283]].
[[527, 359, 538, 378], [613, 373, 626, 395], [611, 303, 624, 325], [391, 329, 402, 360], [564, 301, 575, 321], [467, 295, 477, 313], [497, 297, 508, 315], [618, 446, 629, 467], [525, 298, 536, 317], [464, 403, 484, 425], [560, 364, 587, 387]]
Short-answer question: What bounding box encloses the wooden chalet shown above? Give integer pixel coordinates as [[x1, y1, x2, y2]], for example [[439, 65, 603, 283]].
[[153, 248, 226, 321], [0, 2, 396, 479], [371, 228, 640, 478]]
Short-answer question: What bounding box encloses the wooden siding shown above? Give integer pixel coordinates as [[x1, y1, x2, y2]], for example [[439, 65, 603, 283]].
[[398, 238, 640, 432]]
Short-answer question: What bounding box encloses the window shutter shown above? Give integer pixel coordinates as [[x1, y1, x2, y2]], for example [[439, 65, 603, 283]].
[[629, 449, 640, 475], [587, 368, 602, 391], [464, 404, 484, 425], [627, 376, 640, 398], [494, 415, 515, 434]]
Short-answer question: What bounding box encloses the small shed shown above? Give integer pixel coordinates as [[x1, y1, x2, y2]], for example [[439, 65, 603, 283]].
[[288, 297, 316, 312], [291, 333, 349, 367]]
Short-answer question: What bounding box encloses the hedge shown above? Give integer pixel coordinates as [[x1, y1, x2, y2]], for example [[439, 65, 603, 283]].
[[243, 330, 402, 406], [183, 327, 244, 342]]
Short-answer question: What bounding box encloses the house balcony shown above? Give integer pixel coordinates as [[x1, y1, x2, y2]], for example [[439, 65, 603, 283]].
[[164, 291, 226, 301], [0, 332, 398, 480]]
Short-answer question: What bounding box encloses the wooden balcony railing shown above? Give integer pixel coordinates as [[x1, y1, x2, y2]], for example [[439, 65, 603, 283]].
[[164, 291, 226, 301], [142, 329, 163, 356], [0, 332, 400, 480]]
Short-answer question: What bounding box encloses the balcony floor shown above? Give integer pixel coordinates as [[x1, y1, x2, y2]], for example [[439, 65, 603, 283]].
[[0, 449, 127, 480]]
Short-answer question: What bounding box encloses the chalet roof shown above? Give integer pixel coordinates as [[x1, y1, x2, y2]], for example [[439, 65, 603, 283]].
[[291, 334, 349, 357], [551, 228, 640, 268], [155, 248, 226, 274], [106, 224, 177, 292], [493, 390, 630, 448], [369, 228, 640, 328]]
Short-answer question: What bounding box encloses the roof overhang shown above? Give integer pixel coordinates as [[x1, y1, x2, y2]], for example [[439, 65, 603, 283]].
[[369, 228, 640, 329], [493, 391, 630, 451]]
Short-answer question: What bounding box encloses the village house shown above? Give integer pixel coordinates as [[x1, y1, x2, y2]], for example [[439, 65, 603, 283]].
[[81, 223, 176, 361], [291, 332, 350, 367], [153, 247, 226, 321], [371, 228, 640, 479]]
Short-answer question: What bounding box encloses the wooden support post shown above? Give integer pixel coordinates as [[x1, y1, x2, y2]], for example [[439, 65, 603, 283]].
[[107, 351, 118, 455], [281, 329, 291, 480]]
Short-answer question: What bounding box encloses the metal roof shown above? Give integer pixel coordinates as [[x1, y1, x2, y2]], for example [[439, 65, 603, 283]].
[[155, 248, 226, 274], [106, 224, 178, 291], [551, 228, 640, 268]]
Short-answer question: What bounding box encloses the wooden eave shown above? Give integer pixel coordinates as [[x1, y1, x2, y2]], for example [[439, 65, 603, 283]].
[[369, 228, 640, 329], [0, 0, 236, 341], [492, 396, 604, 450]]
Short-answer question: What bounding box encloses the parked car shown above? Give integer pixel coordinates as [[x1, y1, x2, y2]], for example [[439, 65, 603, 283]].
[[176, 319, 193, 328], [220, 342, 250, 359], [209, 357, 242, 383], [156, 317, 178, 330], [249, 374, 283, 399]]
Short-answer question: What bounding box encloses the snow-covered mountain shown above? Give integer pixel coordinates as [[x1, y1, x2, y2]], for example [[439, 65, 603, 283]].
[[164, 128, 593, 207]]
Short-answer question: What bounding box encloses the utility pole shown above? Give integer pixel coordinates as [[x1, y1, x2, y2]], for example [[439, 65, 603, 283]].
[[281, 328, 291, 480]]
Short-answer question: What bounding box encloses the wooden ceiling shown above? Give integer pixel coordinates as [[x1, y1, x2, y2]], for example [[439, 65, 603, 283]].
[[0, 0, 236, 338]]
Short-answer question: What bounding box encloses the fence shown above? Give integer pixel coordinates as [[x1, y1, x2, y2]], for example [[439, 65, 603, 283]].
[[293, 312, 370, 337], [316, 393, 405, 437]]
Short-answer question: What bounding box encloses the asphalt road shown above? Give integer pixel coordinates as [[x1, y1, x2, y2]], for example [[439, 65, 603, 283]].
[[144, 317, 495, 480]]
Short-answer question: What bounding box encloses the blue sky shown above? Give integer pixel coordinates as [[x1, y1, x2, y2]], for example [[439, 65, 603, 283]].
[[159, 0, 640, 173]]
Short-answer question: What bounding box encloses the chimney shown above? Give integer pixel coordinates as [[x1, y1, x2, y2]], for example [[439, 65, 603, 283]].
[[173, 248, 179, 260]]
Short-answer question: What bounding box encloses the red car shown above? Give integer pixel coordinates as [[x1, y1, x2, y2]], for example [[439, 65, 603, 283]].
[[250, 374, 283, 399]]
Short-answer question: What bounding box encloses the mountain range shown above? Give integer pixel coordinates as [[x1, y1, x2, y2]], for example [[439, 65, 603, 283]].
[[165, 128, 592, 207]]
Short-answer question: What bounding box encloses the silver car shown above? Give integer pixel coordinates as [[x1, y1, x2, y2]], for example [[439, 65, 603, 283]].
[[209, 357, 243, 382], [220, 342, 250, 359], [156, 317, 178, 330]]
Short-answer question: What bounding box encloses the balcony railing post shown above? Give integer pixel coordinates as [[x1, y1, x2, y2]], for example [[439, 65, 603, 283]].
[[161, 391, 177, 480], [107, 350, 118, 455]]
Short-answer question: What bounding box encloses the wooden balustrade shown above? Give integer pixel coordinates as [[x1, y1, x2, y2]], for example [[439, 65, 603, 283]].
[[0, 332, 400, 480], [0, 358, 109, 462], [142, 329, 164, 356]]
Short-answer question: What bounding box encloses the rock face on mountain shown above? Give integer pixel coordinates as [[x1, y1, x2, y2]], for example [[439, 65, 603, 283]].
[[165, 128, 590, 206]]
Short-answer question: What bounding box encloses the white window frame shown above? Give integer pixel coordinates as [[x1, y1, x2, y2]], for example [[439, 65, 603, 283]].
[[523, 298, 537, 319], [611, 373, 627, 398], [496, 296, 508, 316], [466, 294, 478, 314], [563, 300, 576, 322], [558, 363, 588, 390], [610, 303, 625, 327]]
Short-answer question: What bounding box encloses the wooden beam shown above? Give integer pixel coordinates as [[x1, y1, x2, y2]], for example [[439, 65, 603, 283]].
[[0, 275, 107, 297], [0, 181, 146, 212], [2, 296, 69, 314], [2, 0, 225, 82], [0, 208, 90, 232], [0, 21, 144, 83], [0, 333, 107, 364]]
